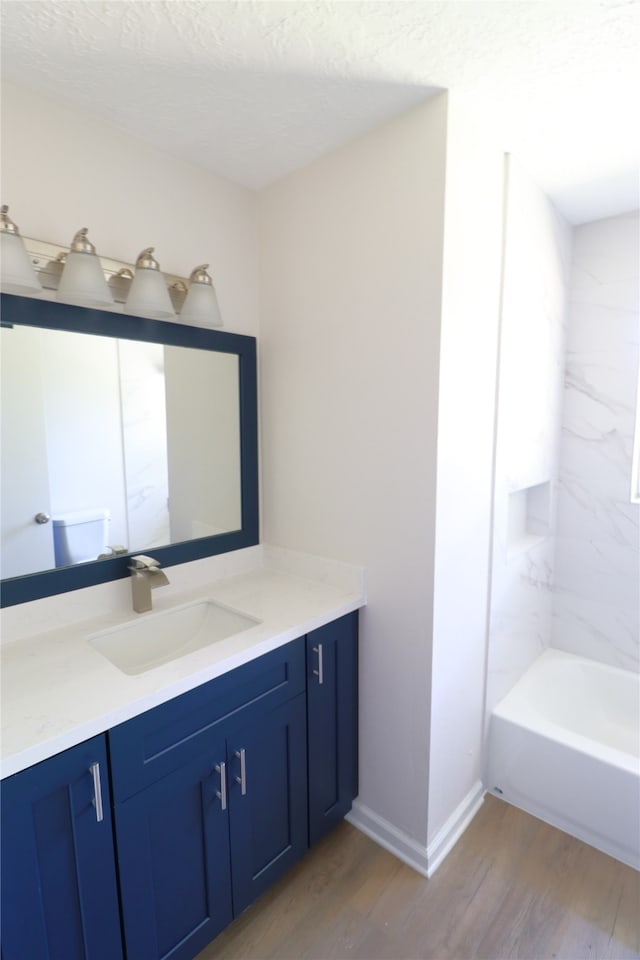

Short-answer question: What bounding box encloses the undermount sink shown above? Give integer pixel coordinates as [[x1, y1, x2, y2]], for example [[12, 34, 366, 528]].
[[88, 600, 262, 676]]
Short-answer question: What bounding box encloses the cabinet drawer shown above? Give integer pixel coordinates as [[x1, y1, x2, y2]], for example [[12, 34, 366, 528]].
[[109, 637, 305, 801]]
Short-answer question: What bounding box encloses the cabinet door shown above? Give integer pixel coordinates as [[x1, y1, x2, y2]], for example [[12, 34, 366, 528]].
[[113, 743, 232, 960], [0, 735, 122, 960], [228, 694, 308, 914], [307, 612, 359, 846]]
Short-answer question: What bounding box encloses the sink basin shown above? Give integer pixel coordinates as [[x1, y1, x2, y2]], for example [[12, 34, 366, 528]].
[[88, 600, 262, 676]]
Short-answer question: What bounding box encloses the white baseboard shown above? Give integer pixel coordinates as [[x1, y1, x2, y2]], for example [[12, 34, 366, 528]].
[[346, 780, 485, 878], [425, 780, 485, 875], [346, 801, 431, 877]]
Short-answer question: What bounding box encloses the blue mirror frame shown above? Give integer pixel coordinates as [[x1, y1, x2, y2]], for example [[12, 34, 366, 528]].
[[0, 293, 259, 607]]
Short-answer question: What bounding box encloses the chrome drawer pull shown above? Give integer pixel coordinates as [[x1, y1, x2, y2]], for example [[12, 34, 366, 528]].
[[235, 748, 247, 795], [89, 762, 104, 823], [313, 643, 324, 685], [215, 761, 227, 810]]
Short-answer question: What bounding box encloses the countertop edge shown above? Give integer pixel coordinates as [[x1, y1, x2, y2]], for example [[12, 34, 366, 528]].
[[1, 594, 363, 780]]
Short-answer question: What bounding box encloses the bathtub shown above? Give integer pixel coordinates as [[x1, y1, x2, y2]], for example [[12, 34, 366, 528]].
[[486, 648, 640, 870]]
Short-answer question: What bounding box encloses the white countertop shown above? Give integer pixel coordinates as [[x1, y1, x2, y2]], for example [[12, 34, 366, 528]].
[[1, 547, 365, 779]]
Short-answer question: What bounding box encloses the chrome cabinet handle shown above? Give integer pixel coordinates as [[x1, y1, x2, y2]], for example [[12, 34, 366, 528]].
[[34, 512, 51, 524], [215, 761, 227, 810], [89, 762, 104, 823], [234, 748, 247, 795], [313, 643, 324, 685]]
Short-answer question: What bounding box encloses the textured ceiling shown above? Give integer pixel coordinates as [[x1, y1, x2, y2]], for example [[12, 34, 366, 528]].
[[1, 1, 639, 223]]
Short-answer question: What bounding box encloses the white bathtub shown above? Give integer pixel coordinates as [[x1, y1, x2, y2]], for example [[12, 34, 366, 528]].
[[486, 648, 640, 870]]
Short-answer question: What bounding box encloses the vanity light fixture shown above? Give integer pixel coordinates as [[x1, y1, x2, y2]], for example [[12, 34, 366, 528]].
[[0, 204, 223, 327], [178, 264, 222, 328], [0, 205, 43, 296], [125, 247, 176, 321], [57, 228, 114, 309]]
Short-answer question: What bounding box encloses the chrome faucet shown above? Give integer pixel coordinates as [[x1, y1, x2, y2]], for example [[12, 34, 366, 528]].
[[129, 555, 170, 613]]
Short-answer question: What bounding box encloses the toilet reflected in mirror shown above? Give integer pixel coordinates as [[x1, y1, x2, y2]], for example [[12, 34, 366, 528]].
[[52, 508, 111, 568]]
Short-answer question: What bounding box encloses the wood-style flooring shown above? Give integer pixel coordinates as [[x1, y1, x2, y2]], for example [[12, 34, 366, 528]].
[[195, 795, 639, 960]]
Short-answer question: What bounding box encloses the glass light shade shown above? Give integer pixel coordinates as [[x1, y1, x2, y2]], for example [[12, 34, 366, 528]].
[[179, 280, 222, 328], [126, 266, 176, 321], [56, 228, 113, 309], [126, 248, 175, 321], [0, 228, 42, 296], [57, 251, 113, 308]]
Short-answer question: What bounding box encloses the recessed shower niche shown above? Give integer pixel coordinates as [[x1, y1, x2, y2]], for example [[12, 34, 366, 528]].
[[507, 481, 551, 558]]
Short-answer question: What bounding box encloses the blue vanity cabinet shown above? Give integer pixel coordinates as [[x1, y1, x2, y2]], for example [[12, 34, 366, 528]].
[[0, 734, 123, 960], [0, 612, 359, 960], [306, 612, 359, 846], [227, 693, 308, 914], [109, 638, 309, 960]]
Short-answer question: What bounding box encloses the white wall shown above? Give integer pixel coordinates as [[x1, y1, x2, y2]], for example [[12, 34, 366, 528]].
[[553, 212, 639, 671], [259, 94, 508, 869], [427, 98, 504, 846], [485, 158, 572, 720], [258, 96, 448, 848], [1, 81, 259, 337]]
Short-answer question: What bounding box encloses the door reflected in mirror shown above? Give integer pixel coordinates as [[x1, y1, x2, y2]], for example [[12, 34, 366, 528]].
[[1, 324, 241, 580]]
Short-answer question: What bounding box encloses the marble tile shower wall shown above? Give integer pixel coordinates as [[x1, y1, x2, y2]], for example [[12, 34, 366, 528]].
[[552, 212, 640, 672], [486, 159, 572, 719]]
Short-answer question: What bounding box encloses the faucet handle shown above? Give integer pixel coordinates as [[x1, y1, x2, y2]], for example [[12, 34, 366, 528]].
[[129, 554, 162, 571], [98, 544, 129, 559]]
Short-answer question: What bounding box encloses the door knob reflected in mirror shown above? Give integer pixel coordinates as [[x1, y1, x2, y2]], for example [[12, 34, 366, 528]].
[[34, 512, 51, 524]]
